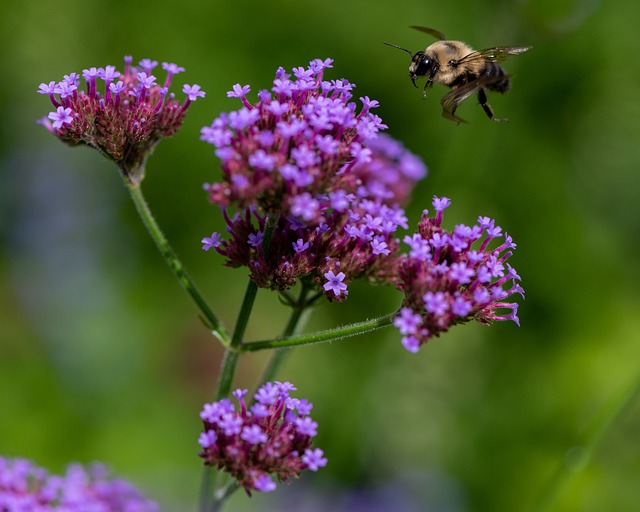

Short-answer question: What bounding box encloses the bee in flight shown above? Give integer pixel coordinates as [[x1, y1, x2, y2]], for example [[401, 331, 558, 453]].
[[384, 26, 531, 124]]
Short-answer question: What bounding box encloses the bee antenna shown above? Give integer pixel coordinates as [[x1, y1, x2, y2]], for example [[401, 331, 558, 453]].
[[383, 42, 414, 59]]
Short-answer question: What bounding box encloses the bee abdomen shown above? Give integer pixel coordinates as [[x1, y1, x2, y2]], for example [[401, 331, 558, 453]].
[[484, 63, 510, 93]]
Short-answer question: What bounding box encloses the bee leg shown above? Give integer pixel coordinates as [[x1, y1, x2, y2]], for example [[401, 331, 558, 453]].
[[421, 80, 436, 99], [478, 89, 508, 122]]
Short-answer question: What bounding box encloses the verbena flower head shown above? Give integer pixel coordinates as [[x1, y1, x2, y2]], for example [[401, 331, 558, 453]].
[[37, 57, 204, 185], [394, 196, 524, 352], [202, 58, 388, 214], [198, 381, 327, 495], [0, 456, 158, 511], [200, 59, 426, 301]]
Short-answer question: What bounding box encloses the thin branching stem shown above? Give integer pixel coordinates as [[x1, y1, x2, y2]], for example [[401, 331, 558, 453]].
[[241, 312, 397, 352], [127, 182, 230, 345], [201, 213, 279, 512]]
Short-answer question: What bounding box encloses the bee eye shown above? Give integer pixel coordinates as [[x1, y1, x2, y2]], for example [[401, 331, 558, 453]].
[[415, 57, 432, 77]]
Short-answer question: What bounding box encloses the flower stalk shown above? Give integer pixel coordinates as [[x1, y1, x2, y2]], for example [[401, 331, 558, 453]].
[[257, 282, 315, 389], [243, 312, 397, 352], [127, 182, 230, 345]]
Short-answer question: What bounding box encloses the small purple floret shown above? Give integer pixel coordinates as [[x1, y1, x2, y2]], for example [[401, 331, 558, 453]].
[[302, 448, 328, 471], [323, 270, 348, 297], [47, 106, 74, 129]]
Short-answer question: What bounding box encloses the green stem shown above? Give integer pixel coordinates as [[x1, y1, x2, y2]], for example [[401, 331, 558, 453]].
[[531, 371, 640, 512], [212, 277, 257, 402], [200, 213, 279, 512], [208, 285, 315, 512], [126, 183, 229, 345], [198, 465, 216, 512], [230, 280, 259, 350], [258, 285, 313, 387], [241, 312, 397, 352], [215, 351, 241, 400], [211, 482, 239, 512], [215, 212, 280, 396], [199, 282, 255, 512]]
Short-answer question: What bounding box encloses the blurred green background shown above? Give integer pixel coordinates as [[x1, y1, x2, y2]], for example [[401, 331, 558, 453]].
[[1, 0, 639, 510]]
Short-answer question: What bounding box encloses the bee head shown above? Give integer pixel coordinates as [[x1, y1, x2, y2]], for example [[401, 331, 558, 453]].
[[409, 53, 437, 87], [383, 42, 439, 88]]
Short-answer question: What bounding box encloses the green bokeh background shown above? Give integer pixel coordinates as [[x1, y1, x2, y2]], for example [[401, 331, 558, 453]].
[[1, 0, 639, 510]]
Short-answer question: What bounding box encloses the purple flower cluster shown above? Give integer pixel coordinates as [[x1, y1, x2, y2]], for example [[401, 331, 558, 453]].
[[201, 59, 426, 300], [394, 197, 524, 352], [0, 456, 158, 511], [198, 381, 327, 495], [37, 56, 205, 184]]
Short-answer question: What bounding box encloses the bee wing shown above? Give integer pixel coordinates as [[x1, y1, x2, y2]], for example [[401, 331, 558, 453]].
[[458, 46, 532, 65], [440, 75, 507, 124], [410, 25, 446, 40]]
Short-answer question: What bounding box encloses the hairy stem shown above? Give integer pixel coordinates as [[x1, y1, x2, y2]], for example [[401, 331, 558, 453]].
[[201, 213, 279, 512], [258, 284, 314, 388], [242, 311, 397, 352], [127, 182, 229, 345]]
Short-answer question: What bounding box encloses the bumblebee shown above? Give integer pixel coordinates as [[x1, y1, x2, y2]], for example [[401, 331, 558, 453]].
[[385, 26, 531, 123]]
